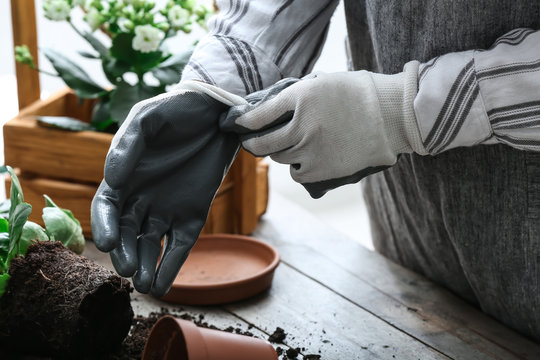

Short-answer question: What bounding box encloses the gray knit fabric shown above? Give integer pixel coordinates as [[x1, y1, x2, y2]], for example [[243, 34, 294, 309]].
[[344, 0, 540, 341]]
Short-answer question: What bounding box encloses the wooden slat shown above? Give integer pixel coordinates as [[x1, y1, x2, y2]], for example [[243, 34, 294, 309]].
[[4, 119, 111, 184], [11, 0, 41, 109], [232, 150, 258, 234], [256, 159, 269, 218], [225, 264, 450, 359], [6, 172, 241, 237], [254, 194, 540, 359]]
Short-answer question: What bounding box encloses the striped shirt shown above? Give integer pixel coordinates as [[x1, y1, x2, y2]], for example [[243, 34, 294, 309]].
[[181, 0, 540, 156]]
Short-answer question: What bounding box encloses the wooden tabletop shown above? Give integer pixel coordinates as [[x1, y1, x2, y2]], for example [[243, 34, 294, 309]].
[[86, 193, 540, 360]]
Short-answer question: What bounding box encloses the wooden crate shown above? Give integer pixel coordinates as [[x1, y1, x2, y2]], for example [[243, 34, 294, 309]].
[[4, 88, 269, 237]]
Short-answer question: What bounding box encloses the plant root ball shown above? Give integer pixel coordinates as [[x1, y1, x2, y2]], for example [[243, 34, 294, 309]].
[[0, 241, 134, 358]]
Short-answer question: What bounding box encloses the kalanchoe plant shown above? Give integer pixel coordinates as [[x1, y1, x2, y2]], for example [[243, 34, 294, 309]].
[[0, 166, 85, 298], [15, 0, 212, 132]]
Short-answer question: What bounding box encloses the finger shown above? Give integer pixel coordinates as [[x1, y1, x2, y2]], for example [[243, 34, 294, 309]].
[[132, 218, 169, 294], [220, 78, 301, 134], [110, 197, 147, 277], [222, 87, 297, 136], [91, 180, 122, 252], [150, 223, 202, 298], [241, 118, 300, 157], [245, 77, 301, 105]]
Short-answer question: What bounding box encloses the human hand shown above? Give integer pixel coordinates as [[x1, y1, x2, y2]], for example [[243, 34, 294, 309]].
[[220, 62, 428, 198], [91, 82, 245, 297]]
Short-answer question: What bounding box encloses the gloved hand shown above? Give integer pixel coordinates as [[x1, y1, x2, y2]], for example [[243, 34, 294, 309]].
[[91, 81, 246, 297], [220, 61, 428, 198]]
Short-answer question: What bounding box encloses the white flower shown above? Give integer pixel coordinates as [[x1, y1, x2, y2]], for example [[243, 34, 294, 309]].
[[71, 0, 85, 7], [43, 0, 71, 21], [132, 25, 164, 53], [168, 5, 190, 29], [85, 7, 101, 32]]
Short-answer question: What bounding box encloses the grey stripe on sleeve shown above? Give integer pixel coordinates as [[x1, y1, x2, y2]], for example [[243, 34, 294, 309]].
[[229, 38, 264, 90], [490, 28, 535, 48], [216, 35, 253, 93], [477, 58, 540, 80], [489, 100, 540, 130], [419, 56, 440, 83], [214, 0, 234, 35], [187, 60, 215, 85], [215, 35, 263, 93], [222, 0, 250, 35], [423, 60, 479, 153], [496, 133, 540, 150], [274, 0, 336, 66]]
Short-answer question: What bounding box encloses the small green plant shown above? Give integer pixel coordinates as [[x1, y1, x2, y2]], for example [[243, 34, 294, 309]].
[[15, 0, 212, 132], [0, 166, 85, 298]]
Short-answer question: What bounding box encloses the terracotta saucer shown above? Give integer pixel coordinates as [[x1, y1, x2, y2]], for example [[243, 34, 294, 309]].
[[160, 234, 280, 305]]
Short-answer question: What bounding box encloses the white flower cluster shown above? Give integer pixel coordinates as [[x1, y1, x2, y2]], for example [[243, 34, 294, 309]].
[[168, 5, 190, 29], [132, 24, 164, 53], [43, 0, 71, 21]]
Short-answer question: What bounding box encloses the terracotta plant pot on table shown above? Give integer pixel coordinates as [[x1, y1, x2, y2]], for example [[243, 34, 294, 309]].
[[143, 316, 278, 360]]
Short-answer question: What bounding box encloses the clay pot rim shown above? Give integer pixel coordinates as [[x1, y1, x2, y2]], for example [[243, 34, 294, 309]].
[[176, 233, 280, 290]]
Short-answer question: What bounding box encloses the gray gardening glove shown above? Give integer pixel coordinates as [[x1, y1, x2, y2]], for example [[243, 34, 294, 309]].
[[220, 62, 428, 198], [91, 81, 246, 297]]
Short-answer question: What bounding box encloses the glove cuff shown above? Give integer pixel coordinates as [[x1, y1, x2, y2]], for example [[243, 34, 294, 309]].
[[176, 80, 248, 107], [371, 61, 428, 156]]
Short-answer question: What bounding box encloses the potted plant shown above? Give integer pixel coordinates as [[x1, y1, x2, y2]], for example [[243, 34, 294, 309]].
[[0, 166, 134, 358], [5, 0, 269, 237]]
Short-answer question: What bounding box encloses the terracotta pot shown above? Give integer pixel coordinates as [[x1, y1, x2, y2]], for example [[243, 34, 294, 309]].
[[142, 315, 278, 360]]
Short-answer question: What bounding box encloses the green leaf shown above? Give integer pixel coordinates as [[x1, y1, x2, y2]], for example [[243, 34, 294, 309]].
[[110, 33, 164, 74], [102, 57, 131, 84], [43, 195, 84, 254], [79, 30, 109, 58], [91, 96, 116, 131], [41, 47, 107, 99], [43, 207, 85, 254], [0, 166, 8, 174], [37, 116, 96, 132], [7, 166, 24, 216], [78, 49, 100, 59], [44, 195, 81, 227], [20, 221, 49, 255], [7, 203, 32, 262], [0, 232, 9, 269], [109, 82, 164, 126], [151, 48, 193, 85], [0, 218, 8, 233], [0, 273, 10, 298], [110, 33, 137, 64]]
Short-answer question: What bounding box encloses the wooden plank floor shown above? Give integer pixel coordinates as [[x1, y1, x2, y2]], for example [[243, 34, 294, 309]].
[[84, 193, 540, 359]]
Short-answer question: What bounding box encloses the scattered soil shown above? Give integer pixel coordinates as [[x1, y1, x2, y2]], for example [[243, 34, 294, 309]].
[[0, 242, 326, 360], [0, 242, 133, 359], [110, 308, 324, 360], [268, 327, 287, 343]]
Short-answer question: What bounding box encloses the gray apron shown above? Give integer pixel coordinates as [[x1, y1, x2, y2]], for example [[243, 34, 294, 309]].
[[343, 0, 540, 341]]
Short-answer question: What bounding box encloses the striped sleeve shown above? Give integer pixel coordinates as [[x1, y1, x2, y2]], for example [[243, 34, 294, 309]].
[[414, 28, 540, 154], [181, 0, 339, 96]]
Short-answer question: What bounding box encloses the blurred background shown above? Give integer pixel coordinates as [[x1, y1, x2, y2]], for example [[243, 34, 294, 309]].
[[0, 1, 373, 249]]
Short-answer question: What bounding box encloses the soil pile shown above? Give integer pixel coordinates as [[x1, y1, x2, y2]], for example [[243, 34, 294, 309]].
[[0, 241, 133, 359]]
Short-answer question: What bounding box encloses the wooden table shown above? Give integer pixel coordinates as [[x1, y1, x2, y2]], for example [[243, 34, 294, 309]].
[[86, 193, 540, 360]]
